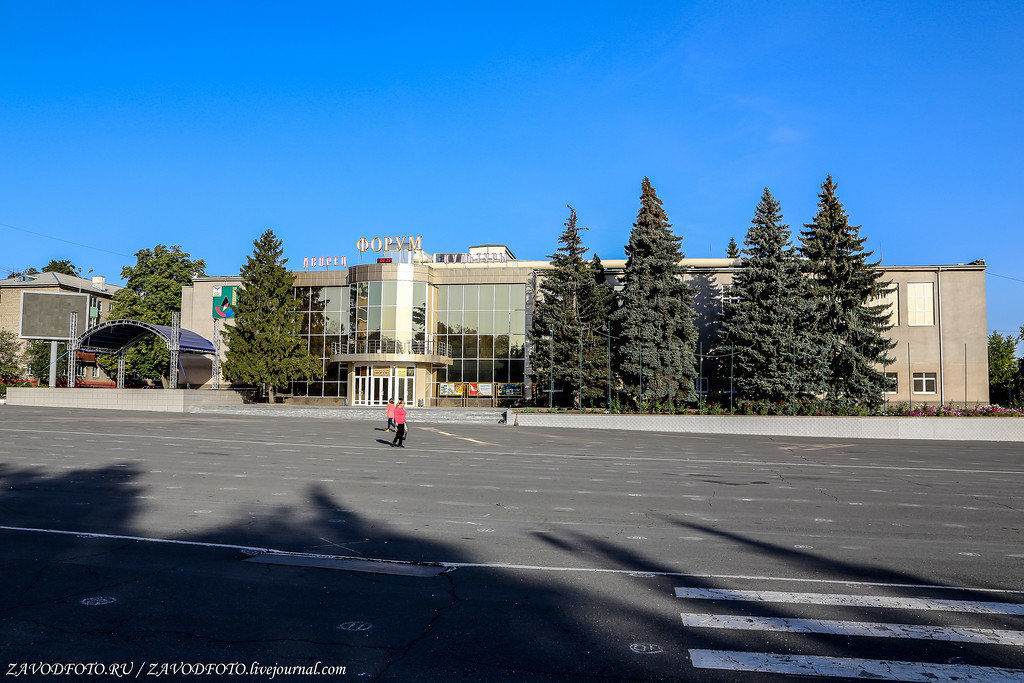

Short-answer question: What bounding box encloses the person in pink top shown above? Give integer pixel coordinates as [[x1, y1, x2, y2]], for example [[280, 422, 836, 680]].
[[390, 400, 407, 447], [385, 399, 396, 432]]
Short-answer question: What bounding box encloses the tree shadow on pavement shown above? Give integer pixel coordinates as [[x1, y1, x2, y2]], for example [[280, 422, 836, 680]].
[[1, 464, 1021, 680]]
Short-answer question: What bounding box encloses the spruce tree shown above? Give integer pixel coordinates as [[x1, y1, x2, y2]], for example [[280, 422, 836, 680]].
[[799, 176, 895, 407], [222, 229, 320, 402], [726, 237, 740, 258], [582, 254, 618, 406], [718, 188, 816, 405], [612, 177, 697, 410], [529, 206, 593, 408]]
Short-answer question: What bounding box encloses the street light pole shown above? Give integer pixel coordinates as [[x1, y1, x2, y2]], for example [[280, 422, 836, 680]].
[[606, 322, 611, 410], [549, 336, 554, 410]]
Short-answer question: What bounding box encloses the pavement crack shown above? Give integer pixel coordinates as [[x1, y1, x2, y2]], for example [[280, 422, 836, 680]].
[[373, 571, 459, 681], [816, 487, 838, 503]]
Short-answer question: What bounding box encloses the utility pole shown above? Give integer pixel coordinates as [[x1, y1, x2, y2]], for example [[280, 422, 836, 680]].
[[668, 338, 673, 415], [638, 338, 643, 413], [606, 322, 611, 410], [578, 324, 583, 411], [792, 340, 797, 416], [549, 336, 553, 410], [698, 341, 704, 415], [730, 343, 734, 415]]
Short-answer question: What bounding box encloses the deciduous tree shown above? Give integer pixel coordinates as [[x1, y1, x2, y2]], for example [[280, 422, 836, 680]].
[[101, 245, 206, 382], [0, 330, 23, 381]]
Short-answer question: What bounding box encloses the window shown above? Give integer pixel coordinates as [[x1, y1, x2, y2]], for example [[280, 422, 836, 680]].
[[912, 372, 936, 394], [873, 286, 898, 327], [92, 365, 100, 378], [884, 372, 898, 394], [721, 284, 740, 308], [76, 365, 87, 377], [907, 282, 934, 326]]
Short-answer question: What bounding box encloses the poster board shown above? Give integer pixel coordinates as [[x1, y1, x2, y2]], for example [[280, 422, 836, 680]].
[[19, 291, 89, 340]]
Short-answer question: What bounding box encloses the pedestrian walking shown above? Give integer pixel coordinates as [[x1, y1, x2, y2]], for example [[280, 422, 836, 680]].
[[385, 398, 396, 432], [391, 400, 407, 447]]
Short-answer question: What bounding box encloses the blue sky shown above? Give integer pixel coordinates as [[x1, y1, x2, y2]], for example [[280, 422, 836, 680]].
[[1, 2, 1021, 336]]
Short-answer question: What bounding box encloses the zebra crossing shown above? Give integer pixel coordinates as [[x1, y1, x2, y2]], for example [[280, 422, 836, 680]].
[[673, 583, 1024, 680]]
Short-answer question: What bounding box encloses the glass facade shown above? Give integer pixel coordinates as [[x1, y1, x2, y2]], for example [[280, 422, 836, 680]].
[[435, 284, 526, 389], [287, 279, 527, 401], [289, 285, 349, 398], [349, 280, 429, 351]]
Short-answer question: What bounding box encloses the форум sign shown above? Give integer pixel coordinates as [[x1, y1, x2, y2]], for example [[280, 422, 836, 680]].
[[356, 236, 423, 253]]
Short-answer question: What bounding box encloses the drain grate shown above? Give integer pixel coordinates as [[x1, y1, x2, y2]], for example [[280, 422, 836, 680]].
[[244, 553, 449, 577]]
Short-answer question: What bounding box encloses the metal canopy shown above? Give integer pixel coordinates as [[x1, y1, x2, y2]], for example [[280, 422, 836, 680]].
[[75, 320, 215, 355]]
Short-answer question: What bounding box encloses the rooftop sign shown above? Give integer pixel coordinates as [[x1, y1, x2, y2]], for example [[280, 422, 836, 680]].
[[356, 236, 423, 253], [435, 252, 509, 264], [303, 256, 347, 269]]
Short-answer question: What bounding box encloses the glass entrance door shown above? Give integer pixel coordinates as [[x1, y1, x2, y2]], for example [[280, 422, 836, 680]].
[[354, 366, 415, 406]]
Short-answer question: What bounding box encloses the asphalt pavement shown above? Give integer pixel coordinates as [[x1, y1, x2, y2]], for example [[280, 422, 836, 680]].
[[1, 406, 1022, 681]]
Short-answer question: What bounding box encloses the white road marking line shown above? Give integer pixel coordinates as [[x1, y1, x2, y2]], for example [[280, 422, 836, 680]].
[[2, 427, 1023, 475], [673, 587, 1024, 615], [2, 524, 1023, 595], [679, 614, 1024, 645], [688, 650, 1024, 682], [418, 426, 497, 446]]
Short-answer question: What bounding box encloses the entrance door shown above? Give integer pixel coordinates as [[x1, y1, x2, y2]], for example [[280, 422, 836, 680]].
[[373, 376, 392, 406], [354, 366, 412, 406]]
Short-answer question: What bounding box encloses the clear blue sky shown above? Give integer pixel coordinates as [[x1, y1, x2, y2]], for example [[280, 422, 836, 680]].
[[1, 2, 1021, 336]]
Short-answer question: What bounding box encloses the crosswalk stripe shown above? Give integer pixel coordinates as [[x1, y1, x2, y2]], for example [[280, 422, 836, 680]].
[[674, 587, 1024, 615], [680, 613, 1024, 646], [689, 650, 1024, 681]]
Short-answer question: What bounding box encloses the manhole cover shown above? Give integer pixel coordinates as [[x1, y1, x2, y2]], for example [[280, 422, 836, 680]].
[[81, 597, 117, 606], [338, 621, 373, 632], [630, 643, 663, 654]]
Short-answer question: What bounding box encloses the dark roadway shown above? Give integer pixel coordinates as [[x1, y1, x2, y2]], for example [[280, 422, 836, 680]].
[[1, 406, 1022, 681]]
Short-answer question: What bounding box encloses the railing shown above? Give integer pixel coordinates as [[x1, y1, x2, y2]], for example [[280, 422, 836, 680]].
[[330, 339, 450, 357]]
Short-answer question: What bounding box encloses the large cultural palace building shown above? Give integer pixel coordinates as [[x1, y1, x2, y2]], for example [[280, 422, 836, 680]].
[[178, 238, 990, 408]]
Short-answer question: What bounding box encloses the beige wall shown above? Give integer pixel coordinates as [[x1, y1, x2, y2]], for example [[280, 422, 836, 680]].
[[686, 265, 989, 405], [181, 260, 989, 406], [179, 278, 241, 388], [0, 282, 119, 382]]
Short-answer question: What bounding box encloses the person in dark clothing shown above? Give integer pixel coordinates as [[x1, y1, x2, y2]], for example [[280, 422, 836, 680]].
[[391, 400, 407, 447]]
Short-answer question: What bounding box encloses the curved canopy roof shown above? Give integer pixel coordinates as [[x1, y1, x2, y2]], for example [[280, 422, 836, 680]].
[[76, 320, 215, 355]]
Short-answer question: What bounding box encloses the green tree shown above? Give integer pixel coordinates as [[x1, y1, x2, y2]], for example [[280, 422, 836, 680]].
[[100, 245, 206, 382], [800, 176, 895, 408], [718, 188, 817, 404], [584, 255, 618, 406], [25, 340, 67, 382], [530, 206, 602, 408], [5, 267, 39, 279], [222, 229, 320, 402], [612, 177, 697, 410], [41, 259, 79, 276], [0, 330, 24, 381], [988, 331, 1019, 405], [726, 237, 740, 258]]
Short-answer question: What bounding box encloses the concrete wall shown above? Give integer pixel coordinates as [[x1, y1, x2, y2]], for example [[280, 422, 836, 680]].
[[6, 388, 247, 413], [513, 412, 1024, 442], [179, 277, 241, 388]]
